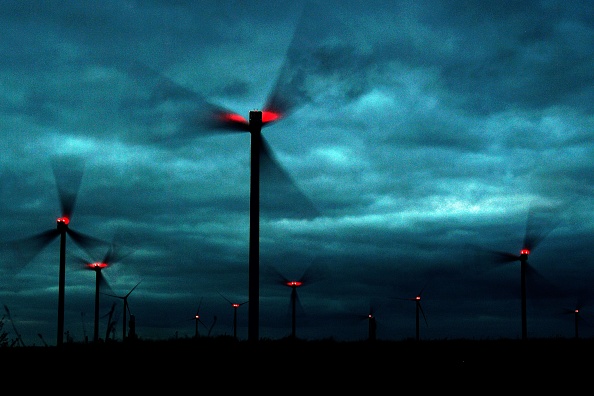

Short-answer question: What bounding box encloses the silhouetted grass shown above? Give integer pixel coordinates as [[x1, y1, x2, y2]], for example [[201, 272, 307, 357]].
[[3, 335, 590, 372]]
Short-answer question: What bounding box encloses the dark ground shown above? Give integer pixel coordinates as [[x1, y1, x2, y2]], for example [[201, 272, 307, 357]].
[[2, 336, 590, 378]]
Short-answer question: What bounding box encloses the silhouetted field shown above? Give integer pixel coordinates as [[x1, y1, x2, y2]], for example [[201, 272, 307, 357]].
[[3, 336, 590, 377]]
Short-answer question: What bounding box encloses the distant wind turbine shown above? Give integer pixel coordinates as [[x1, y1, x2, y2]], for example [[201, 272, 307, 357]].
[[396, 286, 428, 341], [103, 280, 142, 342], [219, 292, 248, 340], [73, 239, 134, 343]]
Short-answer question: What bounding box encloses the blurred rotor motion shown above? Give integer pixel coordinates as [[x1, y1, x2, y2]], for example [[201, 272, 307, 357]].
[[475, 200, 572, 341], [266, 262, 328, 339], [116, 1, 360, 342], [0, 155, 107, 347], [73, 239, 135, 343]]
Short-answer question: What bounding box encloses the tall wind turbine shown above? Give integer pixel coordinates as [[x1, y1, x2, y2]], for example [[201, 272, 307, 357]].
[[122, 9, 333, 343], [2, 155, 106, 347], [119, 2, 361, 342]]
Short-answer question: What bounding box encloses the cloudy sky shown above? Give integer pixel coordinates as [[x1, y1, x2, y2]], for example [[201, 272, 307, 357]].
[[1, 0, 593, 346]]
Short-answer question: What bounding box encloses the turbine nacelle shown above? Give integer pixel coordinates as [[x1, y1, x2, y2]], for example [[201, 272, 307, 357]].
[[56, 217, 69, 231], [87, 262, 108, 270]]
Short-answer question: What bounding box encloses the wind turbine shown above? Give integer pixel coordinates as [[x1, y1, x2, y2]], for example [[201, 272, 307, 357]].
[[103, 280, 142, 342], [118, 2, 359, 342], [396, 287, 428, 341], [268, 263, 327, 339], [479, 201, 567, 341], [362, 303, 378, 342], [219, 292, 248, 340], [1, 155, 106, 347], [561, 291, 591, 339], [193, 298, 208, 339], [102, 301, 118, 342], [73, 240, 133, 343]]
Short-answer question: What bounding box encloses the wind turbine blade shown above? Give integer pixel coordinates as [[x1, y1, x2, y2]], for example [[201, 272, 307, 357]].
[[124, 61, 249, 145], [262, 264, 290, 285], [263, 1, 358, 117], [259, 137, 319, 219], [103, 241, 135, 265], [219, 292, 232, 305], [51, 155, 86, 219], [126, 280, 142, 297], [2, 229, 60, 271], [66, 229, 109, 257], [523, 201, 564, 252], [419, 303, 429, 327], [98, 272, 115, 296], [299, 260, 329, 284], [525, 264, 568, 300]]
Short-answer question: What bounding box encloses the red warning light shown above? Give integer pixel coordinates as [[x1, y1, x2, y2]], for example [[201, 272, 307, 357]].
[[520, 249, 530, 255], [262, 111, 281, 123], [88, 262, 108, 269], [287, 281, 303, 287], [57, 217, 70, 225], [220, 112, 248, 124]]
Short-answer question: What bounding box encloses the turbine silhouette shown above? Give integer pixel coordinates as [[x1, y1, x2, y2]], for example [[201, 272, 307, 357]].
[[102, 301, 118, 342], [193, 298, 208, 338], [219, 292, 248, 340], [396, 286, 428, 341], [103, 280, 142, 342], [267, 263, 327, 339], [73, 240, 134, 343], [1, 155, 106, 347], [560, 290, 592, 339], [362, 303, 378, 342], [117, 2, 358, 342], [478, 201, 568, 340]]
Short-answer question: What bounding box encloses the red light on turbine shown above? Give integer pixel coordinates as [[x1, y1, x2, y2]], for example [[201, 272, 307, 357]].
[[575, 309, 580, 314], [262, 111, 281, 123], [415, 296, 421, 301], [232, 303, 240, 308], [520, 249, 530, 256], [195, 314, 200, 319], [87, 262, 108, 269], [219, 112, 248, 124], [287, 281, 303, 287], [57, 217, 70, 225]]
